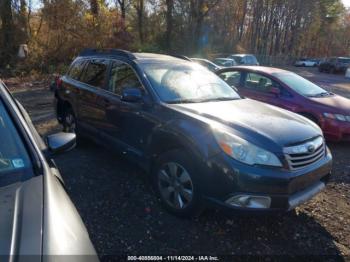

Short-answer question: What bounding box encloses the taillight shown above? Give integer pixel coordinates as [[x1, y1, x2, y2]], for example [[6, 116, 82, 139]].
[[55, 76, 63, 89]]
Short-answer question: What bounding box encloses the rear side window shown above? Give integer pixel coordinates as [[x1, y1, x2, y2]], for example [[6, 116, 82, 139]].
[[244, 73, 273, 92], [219, 71, 242, 87], [81, 59, 109, 89], [68, 60, 86, 80], [109, 62, 143, 96]]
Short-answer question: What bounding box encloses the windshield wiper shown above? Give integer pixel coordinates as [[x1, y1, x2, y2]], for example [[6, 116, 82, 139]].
[[199, 97, 240, 102], [167, 97, 239, 104], [308, 92, 332, 98]]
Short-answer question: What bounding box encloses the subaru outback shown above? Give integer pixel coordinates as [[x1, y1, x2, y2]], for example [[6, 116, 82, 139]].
[[54, 49, 332, 216]]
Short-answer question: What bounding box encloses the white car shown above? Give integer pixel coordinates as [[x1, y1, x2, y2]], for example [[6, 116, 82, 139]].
[[294, 59, 318, 67]]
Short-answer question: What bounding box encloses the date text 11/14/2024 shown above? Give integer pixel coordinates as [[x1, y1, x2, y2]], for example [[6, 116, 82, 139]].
[[127, 256, 220, 261]]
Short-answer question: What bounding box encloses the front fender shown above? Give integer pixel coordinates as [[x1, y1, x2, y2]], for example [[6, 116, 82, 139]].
[[147, 118, 221, 164]]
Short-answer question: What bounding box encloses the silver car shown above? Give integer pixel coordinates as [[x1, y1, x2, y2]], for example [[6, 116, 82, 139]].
[[0, 80, 98, 262]]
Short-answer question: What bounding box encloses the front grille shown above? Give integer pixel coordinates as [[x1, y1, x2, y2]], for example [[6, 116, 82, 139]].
[[284, 137, 326, 170]]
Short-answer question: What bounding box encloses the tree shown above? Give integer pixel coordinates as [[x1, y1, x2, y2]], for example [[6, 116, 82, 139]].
[[165, 0, 174, 51], [0, 0, 15, 64], [133, 0, 145, 43]]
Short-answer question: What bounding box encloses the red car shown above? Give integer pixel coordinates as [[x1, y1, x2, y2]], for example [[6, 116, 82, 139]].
[[217, 66, 350, 141]]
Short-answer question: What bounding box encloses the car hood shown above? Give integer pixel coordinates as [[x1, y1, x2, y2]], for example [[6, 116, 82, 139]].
[[310, 95, 350, 114], [0, 176, 43, 256], [167, 99, 322, 149]]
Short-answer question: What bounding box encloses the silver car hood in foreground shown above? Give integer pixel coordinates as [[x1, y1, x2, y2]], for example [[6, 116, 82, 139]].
[[0, 162, 98, 262], [0, 176, 43, 257]]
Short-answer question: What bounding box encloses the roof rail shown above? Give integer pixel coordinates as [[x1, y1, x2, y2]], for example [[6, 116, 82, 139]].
[[79, 48, 136, 60], [171, 54, 192, 61]]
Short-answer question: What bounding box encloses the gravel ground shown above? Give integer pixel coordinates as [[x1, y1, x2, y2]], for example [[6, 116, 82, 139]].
[[3, 68, 350, 259]]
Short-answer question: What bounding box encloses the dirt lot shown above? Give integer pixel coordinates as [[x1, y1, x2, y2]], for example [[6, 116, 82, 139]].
[[4, 67, 350, 258]]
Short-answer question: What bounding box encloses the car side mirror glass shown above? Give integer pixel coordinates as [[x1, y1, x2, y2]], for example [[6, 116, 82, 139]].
[[121, 87, 143, 103], [269, 87, 280, 96], [46, 132, 76, 155]]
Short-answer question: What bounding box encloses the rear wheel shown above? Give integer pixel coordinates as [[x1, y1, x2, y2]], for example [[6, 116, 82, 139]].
[[62, 108, 87, 145], [62, 108, 76, 133], [153, 149, 203, 217]]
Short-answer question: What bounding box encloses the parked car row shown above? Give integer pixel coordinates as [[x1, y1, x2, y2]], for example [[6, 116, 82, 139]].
[[319, 57, 350, 74], [294, 56, 350, 75], [191, 54, 260, 72]]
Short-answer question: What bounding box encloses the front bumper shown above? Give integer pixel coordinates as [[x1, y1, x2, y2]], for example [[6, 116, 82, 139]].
[[322, 118, 350, 141], [202, 150, 332, 212]]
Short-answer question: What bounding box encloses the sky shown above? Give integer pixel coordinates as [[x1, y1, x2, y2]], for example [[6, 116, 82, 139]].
[[343, 0, 350, 8]]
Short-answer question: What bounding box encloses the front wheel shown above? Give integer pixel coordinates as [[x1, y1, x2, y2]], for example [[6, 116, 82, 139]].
[[153, 150, 203, 217]]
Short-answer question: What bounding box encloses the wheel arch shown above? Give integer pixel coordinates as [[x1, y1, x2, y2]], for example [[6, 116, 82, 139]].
[[56, 97, 74, 122], [147, 129, 206, 174]]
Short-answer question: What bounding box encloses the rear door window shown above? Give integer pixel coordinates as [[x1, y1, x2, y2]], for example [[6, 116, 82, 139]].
[[81, 59, 109, 89], [68, 60, 86, 81]]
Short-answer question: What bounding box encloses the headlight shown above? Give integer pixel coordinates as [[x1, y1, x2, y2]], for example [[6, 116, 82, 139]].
[[213, 129, 282, 167], [323, 113, 350, 122]]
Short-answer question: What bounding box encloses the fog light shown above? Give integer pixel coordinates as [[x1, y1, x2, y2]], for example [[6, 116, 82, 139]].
[[226, 195, 271, 209]]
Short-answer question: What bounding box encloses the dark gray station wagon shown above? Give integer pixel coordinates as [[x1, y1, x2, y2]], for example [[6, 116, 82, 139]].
[[54, 49, 332, 217]]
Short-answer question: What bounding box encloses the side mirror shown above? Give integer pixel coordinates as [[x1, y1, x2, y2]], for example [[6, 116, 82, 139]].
[[269, 87, 281, 96], [121, 88, 143, 103], [46, 132, 76, 155]]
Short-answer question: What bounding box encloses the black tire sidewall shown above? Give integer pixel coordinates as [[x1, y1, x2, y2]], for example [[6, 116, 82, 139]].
[[153, 149, 203, 217], [63, 108, 76, 133]]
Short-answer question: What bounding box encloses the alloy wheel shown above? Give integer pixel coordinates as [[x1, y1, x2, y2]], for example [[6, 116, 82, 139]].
[[157, 162, 194, 210]]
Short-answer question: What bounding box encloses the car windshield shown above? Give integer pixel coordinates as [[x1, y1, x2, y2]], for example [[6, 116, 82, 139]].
[[0, 99, 33, 187], [141, 62, 240, 103], [231, 56, 243, 64], [273, 72, 329, 97], [214, 59, 227, 66]]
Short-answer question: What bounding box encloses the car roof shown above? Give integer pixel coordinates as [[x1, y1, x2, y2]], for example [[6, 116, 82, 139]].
[[220, 66, 290, 74], [78, 49, 189, 64], [190, 57, 210, 62], [230, 54, 255, 57], [215, 58, 233, 61]]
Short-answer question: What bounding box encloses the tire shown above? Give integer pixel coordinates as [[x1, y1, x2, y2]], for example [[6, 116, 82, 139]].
[[153, 149, 203, 217], [62, 108, 87, 145], [329, 67, 335, 74]]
